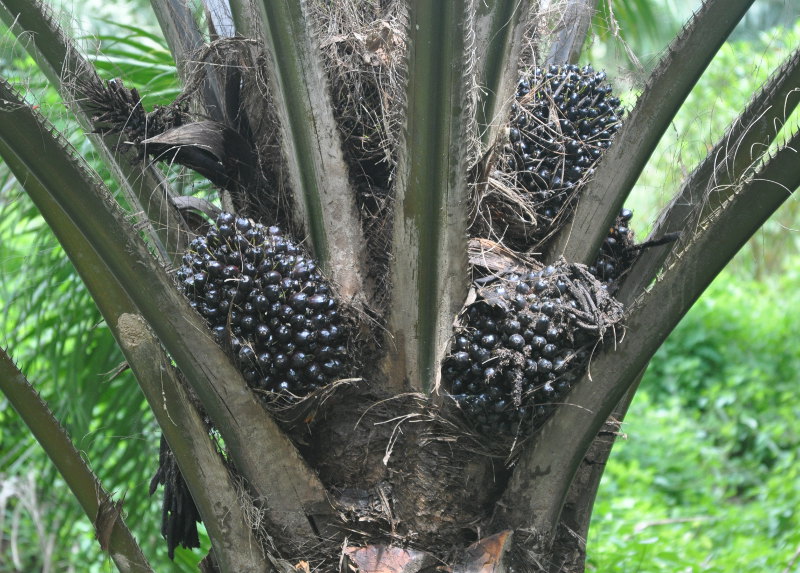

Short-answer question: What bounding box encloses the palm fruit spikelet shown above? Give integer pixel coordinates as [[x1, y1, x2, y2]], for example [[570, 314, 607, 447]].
[[591, 208, 637, 283], [148, 435, 200, 559], [442, 260, 623, 438], [476, 64, 624, 251], [176, 212, 350, 401], [83, 77, 189, 152]]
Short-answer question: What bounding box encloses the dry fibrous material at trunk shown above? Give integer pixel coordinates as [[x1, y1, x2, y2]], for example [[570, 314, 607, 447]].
[[313, 1, 406, 310], [83, 38, 296, 231], [201, 38, 292, 226], [301, 392, 503, 549]]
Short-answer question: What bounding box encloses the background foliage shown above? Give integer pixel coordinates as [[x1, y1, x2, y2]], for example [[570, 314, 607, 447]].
[[1, 1, 799, 571], [0, 5, 202, 571], [588, 268, 800, 571], [588, 4, 800, 570]]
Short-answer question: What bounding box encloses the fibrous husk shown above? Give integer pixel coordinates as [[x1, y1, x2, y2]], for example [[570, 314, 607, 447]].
[[311, 0, 407, 309], [302, 390, 505, 549]]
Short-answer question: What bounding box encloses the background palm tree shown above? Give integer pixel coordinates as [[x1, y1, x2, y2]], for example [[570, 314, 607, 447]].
[[0, 0, 798, 571]]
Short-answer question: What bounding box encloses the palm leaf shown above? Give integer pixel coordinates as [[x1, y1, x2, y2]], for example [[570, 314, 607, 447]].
[[620, 47, 800, 299], [474, 0, 531, 150]]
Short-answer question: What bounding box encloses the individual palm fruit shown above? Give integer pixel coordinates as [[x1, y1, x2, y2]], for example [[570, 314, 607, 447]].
[[590, 207, 636, 283], [176, 212, 349, 399], [442, 263, 623, 437], [491, 64, 623, 249]]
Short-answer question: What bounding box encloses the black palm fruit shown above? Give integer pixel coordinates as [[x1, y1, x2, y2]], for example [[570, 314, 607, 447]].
[[486, 64, 624, 250], [176, 212, 350, 400], [442, 263, 623, 438], [590, 207, 637, 283]]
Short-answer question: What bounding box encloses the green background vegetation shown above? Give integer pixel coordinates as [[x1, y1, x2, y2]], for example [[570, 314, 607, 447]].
[[1, 1, 799, 571]]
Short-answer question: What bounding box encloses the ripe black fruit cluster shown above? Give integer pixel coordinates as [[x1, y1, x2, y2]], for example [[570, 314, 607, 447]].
[[506, 64, 623, 244], [591, 208, 636, 282], [176, 212, 349, 399], [442, 264, 610, 437]]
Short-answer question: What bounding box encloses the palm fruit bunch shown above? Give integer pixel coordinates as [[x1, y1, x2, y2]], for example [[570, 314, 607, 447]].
[[501, 64, 623, 247], [176, 212, 349, 399], [442, 263, 623, 437], [590, 208, 636, 282]]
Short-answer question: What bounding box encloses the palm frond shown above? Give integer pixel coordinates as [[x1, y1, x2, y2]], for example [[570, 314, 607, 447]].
[[0, 346, 152, 572], [249, 0, 367, 299], [384, 1, 475, 392], [474, 0, 531, 151], [620, 47, 800, 299]]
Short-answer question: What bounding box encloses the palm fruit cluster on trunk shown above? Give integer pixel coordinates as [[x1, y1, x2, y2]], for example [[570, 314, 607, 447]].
[[442, 262, 623, 437], [510, 63, 622, 220], [447, 64, 631, 437], [176, 212, 350, 400], [507, 64, 640, 283], [478, 64, 625, 252], [149, 18, 634, 556]]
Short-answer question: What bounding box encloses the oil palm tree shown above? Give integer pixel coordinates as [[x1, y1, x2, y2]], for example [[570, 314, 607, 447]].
[[0, 0, 798, 571]]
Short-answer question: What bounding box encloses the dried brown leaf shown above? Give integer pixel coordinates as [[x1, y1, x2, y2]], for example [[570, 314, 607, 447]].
[[345, 545, 436, 573], [94, 497, 123, 551], [453, 530, 513, 573]]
